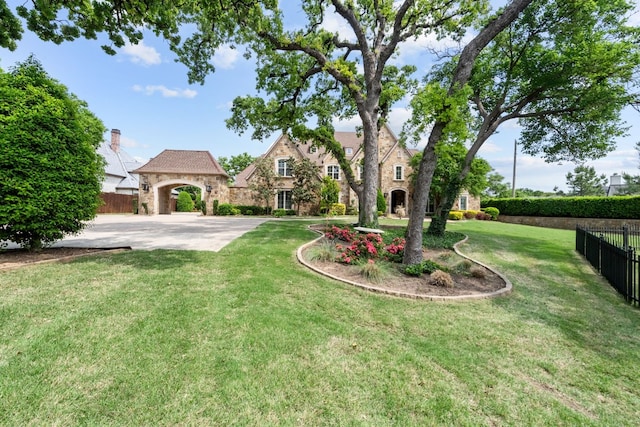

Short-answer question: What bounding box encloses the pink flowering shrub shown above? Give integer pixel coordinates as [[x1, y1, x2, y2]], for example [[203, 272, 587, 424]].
[[384, 237, 405, 263], [337, 232, 384, 264], [324, 226, 406, 265], [325, 225, 355, 242]]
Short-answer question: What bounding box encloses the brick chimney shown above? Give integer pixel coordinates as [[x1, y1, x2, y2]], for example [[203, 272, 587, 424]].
[[110, 129, 121, 153]]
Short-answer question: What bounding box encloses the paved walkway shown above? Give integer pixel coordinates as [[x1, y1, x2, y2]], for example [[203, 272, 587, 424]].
[[4, 214, 271, 252]]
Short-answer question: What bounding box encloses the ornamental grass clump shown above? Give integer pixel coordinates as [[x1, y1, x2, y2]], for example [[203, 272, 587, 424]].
[[359, 259, 386, 283], [308, 241, 337, 262], [430, 270, 454, 288]]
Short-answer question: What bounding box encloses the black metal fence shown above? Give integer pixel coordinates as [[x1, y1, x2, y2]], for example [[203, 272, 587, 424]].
[[576, 225, 640, 306]]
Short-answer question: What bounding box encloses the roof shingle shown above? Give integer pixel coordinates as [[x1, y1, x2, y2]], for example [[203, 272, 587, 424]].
[[134, 150, 229, 177]]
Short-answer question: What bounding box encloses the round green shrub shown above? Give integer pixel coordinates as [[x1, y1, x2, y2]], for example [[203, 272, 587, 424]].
[[176, 191, 195, 212], [483, 207, 499, 220], [217, 203, 237, 216]]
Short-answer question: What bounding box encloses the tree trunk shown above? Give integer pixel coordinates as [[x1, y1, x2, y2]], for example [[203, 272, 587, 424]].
[[358, 115, 380, 227], [404, 134, 440, 265], [403, 0, 533, 264]]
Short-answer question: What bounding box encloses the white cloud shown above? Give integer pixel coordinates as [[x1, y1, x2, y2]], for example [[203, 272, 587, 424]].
[[322, 12, 354, 40], [478, 141, 502, 155], [213, 45, 240, 70], [120, 135, 150, 149], [121, 41, 161, 66], [132, 84, 198, 99]]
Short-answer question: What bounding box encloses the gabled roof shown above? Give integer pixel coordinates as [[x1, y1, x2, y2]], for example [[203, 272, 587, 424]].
[[97, 140, 143, 191], [134, 150, 229, 177], [233, 159, 258, 188], [98, 141, 143, 178]]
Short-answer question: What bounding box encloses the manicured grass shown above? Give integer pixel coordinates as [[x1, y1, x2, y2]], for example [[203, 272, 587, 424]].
[[1, 219, 640, 425]]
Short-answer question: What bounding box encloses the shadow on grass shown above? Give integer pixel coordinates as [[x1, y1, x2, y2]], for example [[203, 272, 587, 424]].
[[70, 249, 212, 271], [457, 221, 638, 355]]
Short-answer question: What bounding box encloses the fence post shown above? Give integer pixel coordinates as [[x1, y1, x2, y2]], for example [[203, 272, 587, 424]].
[[627, 247, 634, 303], [623, 225, 629, 250]]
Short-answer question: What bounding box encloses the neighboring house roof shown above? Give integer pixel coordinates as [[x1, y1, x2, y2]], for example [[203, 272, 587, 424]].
[[134, 150, 229, 177], [97, 140, 143, 191], [234, 160, 258, 188], [606, 174, 626, 196]]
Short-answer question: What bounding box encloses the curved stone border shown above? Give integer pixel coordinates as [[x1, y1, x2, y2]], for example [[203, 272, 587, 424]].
[[0, 247, 132, 271], [296, 226, 512, 301]]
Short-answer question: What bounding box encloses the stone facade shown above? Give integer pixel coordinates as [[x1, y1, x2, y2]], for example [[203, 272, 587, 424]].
[[137, 173, 228, 215], [133, 150, 229, 215], [230, 125, 480, 215], [132, 130, 481, 216]]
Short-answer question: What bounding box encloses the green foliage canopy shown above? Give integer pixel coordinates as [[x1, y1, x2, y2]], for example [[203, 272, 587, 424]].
[[565, 165, 607, 197], [403, 0, 640, 260], [217, 153, 256, 182], [0, 57, 105, 250], [249, 156, 281, 213], [0, 0, 493, 228], [289, 157, 321, 215], [320, 176, 340, 211]]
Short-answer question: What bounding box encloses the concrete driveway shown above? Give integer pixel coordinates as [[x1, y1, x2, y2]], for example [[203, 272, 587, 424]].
[[27, 214, 271, 252]]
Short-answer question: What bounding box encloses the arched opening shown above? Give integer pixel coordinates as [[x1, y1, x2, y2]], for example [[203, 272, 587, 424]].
[[390, 189, 407, 214], [154, 179, 206, 215]]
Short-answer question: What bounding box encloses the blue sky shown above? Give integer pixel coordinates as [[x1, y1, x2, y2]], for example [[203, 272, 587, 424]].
[[1, 1, 638, 192]]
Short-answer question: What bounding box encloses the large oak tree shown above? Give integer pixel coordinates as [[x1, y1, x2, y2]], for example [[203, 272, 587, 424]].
[[403, 0, 640, 261], [1, 0, 491, 228]]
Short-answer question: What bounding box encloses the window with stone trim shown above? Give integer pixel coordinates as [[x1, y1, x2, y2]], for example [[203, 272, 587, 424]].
[[459, 195, 468, 211], [277, 190, 292, 209], [277, 158, 292, 177], [327, 165, 340, 180], [394, 165, 404, 181]]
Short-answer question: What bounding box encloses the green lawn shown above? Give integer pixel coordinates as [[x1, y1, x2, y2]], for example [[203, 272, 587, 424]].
[[1, 219, 639, 426]]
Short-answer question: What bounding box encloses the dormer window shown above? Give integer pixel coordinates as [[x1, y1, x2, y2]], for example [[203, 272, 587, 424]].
[[309, 146, 318, 154], [345, 147, 353, 155]]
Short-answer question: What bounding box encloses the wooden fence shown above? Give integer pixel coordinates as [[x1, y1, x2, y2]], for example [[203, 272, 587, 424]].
[[98, 193, 137, 214]]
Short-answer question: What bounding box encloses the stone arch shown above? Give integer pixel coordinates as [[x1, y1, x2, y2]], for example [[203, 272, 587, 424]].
[[390, 188, 408, 215], [153, 178, 206, 215]]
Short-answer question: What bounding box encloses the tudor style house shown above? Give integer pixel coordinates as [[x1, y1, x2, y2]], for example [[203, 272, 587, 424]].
[[230, 124, 480, 215]]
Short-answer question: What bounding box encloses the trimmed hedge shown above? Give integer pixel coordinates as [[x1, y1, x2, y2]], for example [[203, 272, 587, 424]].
[[448, 211, 464, 220], [235, 205, 267, 215], [273, 209, 296, 217], [217, 203, 240, 216], [482, 196, 640, 219]]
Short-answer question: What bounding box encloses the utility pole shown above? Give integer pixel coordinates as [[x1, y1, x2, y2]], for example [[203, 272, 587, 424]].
[[512, 139, 517, 198]]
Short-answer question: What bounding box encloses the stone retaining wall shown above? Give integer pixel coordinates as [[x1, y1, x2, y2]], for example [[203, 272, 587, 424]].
[[498, 215, 640, 230]]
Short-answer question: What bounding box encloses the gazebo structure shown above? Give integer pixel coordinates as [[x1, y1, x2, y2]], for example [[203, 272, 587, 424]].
[[133, 150, 229, 215]]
